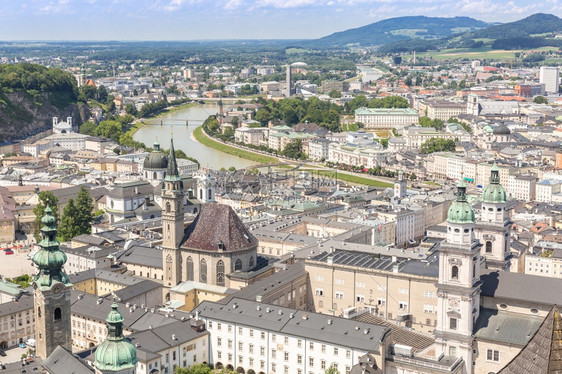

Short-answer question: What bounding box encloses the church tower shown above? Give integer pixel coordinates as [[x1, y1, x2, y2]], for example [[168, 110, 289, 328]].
[[394, 170, 407, 199], [476, 161, 512, 270], [94, 304, 137, 374], [162, 137, 185, 287], [32, 207, 72, 359], [435, 178, 482, 374], [196, 169, 216, 203]]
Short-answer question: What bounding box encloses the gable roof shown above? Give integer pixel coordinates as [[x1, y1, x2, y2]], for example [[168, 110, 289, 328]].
[[42, 346, 94, 374], [180, 203, 257, 252]]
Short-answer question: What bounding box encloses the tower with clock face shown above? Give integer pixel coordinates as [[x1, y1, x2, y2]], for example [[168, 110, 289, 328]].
[[32, 207, 72, 359], [435, 179, 482, 373]]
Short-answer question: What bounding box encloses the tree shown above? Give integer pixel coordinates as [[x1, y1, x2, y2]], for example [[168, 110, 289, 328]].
[[75, 187, 94, 236], [420, 138, 456, 154], [125, 103, 138, 116], [94, 120, 122, 142], [328, 89, 342, 98], [325, 365, 340, 374], [33, 191, 59, 241], [79, 121, 97, 136], [58, 199, 80, 241], [97, 85, 108, 103], [534, 95, 548, 104], [281, 139, 306, 160], [175, 363, 213, 374]]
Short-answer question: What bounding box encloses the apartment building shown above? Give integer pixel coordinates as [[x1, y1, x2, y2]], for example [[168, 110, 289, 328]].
[[508, 174, 537, 201], [354, 108, 419, 129], [0, 295, 35, 347], [536, 180, 562, 203], [423, 101, 466, 121]]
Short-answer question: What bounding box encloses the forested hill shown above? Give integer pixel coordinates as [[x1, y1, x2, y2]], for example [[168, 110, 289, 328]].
[[0, 63, 89, 141], [303, 16, 490, 48]]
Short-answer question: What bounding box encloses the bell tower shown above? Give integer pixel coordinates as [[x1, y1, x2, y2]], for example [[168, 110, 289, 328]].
[[476, 161, 512, 270], [32, 206, 72, 359], [162, 136, 184, 287], [435, 178, 482, 374]]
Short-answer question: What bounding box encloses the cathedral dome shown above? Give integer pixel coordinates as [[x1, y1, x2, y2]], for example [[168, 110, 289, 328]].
[[447, 180, 475, 224], [493, 124, 511, 135], [94, 304, 137, 372], [143, 142, 168, 170], [482, 162, 507, 204]]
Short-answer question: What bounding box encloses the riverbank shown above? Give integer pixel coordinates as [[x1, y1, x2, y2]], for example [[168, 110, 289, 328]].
[[193, 125, 278, 164], [144, 101, 197, 120], [300, 168, 392, 188]]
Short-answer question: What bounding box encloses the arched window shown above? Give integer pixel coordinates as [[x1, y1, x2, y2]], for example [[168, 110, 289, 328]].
[[485, 241, 492, 253], [166, 202, 171, 213], [249, 256, 254, 268], [186, 257, 194, 281], [208, 188, 212, 200], [199, 189, 203, 200], [200, 259, 207, 283], [451, 265, 459, 280], [216, 260, 225, 286], [37, 307, 41, 318], [235, 259, 242, 271], [153, 172, 157, 179], [54, 308, 61, 321]]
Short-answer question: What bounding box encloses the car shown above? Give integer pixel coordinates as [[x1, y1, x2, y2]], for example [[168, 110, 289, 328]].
[[4, 249, 14, 255], [18, 343, 26, 348], [0, 350, 6, 357]]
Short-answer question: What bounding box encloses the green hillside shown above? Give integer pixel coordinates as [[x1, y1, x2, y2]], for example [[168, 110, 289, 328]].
[[302, 16, 490, 48]]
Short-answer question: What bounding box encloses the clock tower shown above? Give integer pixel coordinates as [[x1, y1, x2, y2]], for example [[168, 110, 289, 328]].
[[32, 206, 72, 359], [435, 179, 482, 373]]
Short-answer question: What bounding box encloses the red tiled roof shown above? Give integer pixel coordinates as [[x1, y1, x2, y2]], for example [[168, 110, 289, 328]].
[[180, 203, 257, 252]]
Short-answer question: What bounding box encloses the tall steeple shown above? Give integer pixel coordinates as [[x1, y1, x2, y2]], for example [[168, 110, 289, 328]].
[[162, 134, 185, 286], [32, 206, 72, 359], [94, 304, 137, 374]]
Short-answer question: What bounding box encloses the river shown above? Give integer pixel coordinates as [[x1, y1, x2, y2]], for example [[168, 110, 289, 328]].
[[133, 103, 258, 170], [356, 65, 384, 83]]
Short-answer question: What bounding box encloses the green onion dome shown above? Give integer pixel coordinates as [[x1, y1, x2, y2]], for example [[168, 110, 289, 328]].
[[447, 179, 475, 224]]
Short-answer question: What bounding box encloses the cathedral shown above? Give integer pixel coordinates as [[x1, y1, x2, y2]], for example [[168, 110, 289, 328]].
[[160, 138, 258, 288]]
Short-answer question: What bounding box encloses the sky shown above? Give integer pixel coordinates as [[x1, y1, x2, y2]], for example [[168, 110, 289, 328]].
[[1, 0, 562, 40]]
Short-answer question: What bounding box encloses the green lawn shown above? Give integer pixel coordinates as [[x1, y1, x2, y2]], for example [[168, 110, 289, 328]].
[[193, 126, 278, 164], [301, 168, 392, 188]]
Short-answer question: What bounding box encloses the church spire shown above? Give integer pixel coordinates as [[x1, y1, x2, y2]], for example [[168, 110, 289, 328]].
[[165, 134, 181, 182], [32, 206, 71, 290]]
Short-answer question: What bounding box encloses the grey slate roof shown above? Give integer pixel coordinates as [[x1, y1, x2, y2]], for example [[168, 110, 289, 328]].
[[42, 346, 94, 374], [474, 308, 543, 346], [0, 293, 33, 317], [118, 245, 163, 268], [498, 306, 562, 374], [128, 319, 208, 362], [481, 270, 562, 306], [194, 297, 390, 353]]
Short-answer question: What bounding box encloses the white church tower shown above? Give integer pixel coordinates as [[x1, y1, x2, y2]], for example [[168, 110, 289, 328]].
[[394, 170, 407, 199], [475, 161, 512, 270], [435, 177, 482, 374], [195, 169, 215, 203]]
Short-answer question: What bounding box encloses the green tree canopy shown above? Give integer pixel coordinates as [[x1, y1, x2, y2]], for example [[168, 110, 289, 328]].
[[79, 121, 97, 136], [534, 95, 548, 104], [75, 187, 94, 236], [33, 191, 59, 241], [94, 120, 122, 142], [420, 138, 456, 154], [58, 199, 80, 241]]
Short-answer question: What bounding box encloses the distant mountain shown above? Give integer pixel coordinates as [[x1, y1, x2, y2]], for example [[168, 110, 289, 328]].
[[303, 16, 490, 48], [469, 13, 562, 39], [379, 13, 562, 53]]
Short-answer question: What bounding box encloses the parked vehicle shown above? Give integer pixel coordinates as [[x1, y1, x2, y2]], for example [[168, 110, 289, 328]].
[[18, 343, 26, 348], [4, 249, 14, 255]]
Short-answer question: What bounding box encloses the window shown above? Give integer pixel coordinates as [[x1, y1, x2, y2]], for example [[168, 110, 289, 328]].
[[399, 288, 408, 295], [284, 352, 289, 361], [356, 294, 365, 303], [321, 345, 326, 353], [449, 346, 456, 356], [450, 318, 457, 330], [228, 339, 233, 349], [423, 305, 434, 314], [335, 278, 344, 285], [200, 259, 207, 283], [216, 260, 225, 286], [356, 281, 365, 288], [249, 344, 254, 354], [451, 265, 459, 280], [335, 291, 344, 300], [399, 302, 408, 311], [261, 332, 265, 339], [321, 360, 326, 369], [377, 298, 386, 306], [424, 291, 435, 298], [260, 346, 265, 356], [487, 349, 500, 362], [346, 350, 351, 359], [297, 355, 302, 364], [271, 349, 276, 359], [284, 337, 289, 345], [249, 256, 254, 268], [485, 241, 492, 253], [309, 342, 314, 350], [271, 363, 276, 372], [38, 307, 41, 318], [217, 323, 222, 330], [297, 340, 302, 348], [239, 327, 243, 335], [54, 308, 61, 321], [315, 288, 324, 296], [239, 342, 243, 350], [238, 356, 243, 364], [186, 257, 194, 281], [334, 348, 338, 355], [309, 357, 314, 367], [235, 259, 242, 271]]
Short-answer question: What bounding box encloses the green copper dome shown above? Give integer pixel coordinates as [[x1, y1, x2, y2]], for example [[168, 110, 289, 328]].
[[482, 162, 506, 204], [32, 206, 71, 291], [447, 179, 475, 224], [94, 304, 138, 372]]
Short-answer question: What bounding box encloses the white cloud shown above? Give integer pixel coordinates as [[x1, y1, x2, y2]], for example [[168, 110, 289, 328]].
[[225, 0, 244, 9], [256, 0, 317, 8]]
